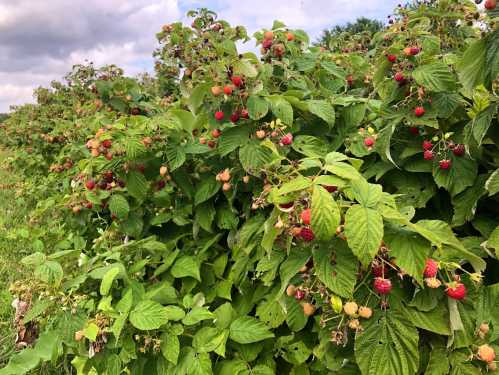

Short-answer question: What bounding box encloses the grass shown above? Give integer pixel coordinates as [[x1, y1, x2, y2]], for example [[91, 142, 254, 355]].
[[0, 147, 33, 366]]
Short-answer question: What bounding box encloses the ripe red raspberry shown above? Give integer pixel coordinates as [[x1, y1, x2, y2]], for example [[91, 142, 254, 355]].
[[422, 140, 433, 151], [223, 85, 233, 95], [214, 111, 224, 121], [410, 47, 420, 55], [262, 39, 273, 49], [294, 289, 305, 300], [453, 144, 465, 156], [387, 54, 397, 63], [414, 106, 425, 117], [85, 202, 93, 209], [485, 0, 497, 10], [281, 133, 293, 145], [364, 137, 375, 147], [102, 139, 112, 149], [231, 76, 243, 87], [241, 109, 249, 119], [423, 150, 433, 160], [423, 259, 438, 278], [323, 185, 337, 193], [373, 278, 392, 295], [300, 208, 311, 225], [208, 140, 216, 149], [85, 180, 96, 190], [299, 227, 315, 242], [446, 282, 466, 300], [230, 112, 240, 123], [394, 72, 405, 82], [439, 159, 452, 170]]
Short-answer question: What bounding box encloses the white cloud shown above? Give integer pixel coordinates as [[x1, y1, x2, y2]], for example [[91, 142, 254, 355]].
[[0, 0, 400, 112]]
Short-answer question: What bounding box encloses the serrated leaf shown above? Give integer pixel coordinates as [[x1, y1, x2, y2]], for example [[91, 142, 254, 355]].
[[171, 256, 201, 281], [384, 227, 429, 285], [432, 156, 477, 197], [412, 62, 456, 92], [349, 178, 382, 208], [126, 171, 148, 201], [182, 307, 214, 325], [311, 185, 340, 240], [485, 168, 499, 196], [108, 194, 129, 220], [277, 176, 312, 196], [247, 96, 269, 120], [129, 300, 168, 330], [217, 126, 250, 156], [229, 316, 274, 344], [344, 205, 383, 266], [233, 59, 258, 77], [100, 266, 120, 296], [34, 261, 63, 286], [307, 100, 335, 126], [291, 136, 328, 158], [239, 141, 274, 174], [268, 96, 293, 124], [194, 178, 221, 205], [313, 240, 357, 298], [355, 311, 419, 375]]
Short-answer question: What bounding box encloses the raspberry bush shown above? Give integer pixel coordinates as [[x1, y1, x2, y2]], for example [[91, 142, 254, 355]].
[[1, 1, 499, 374]]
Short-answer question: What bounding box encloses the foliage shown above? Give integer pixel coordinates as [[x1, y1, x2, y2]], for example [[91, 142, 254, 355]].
[[0, 1, 498, 374]]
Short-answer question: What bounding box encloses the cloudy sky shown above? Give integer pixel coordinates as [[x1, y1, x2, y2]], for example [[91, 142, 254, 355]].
[[0, 0, 401, 112]]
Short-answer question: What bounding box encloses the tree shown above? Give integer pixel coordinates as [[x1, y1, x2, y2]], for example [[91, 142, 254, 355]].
[[316, 17, 384, 48]]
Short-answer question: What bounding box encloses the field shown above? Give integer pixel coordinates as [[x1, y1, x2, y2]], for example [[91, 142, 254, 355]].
[[0, 1, 498, 374]]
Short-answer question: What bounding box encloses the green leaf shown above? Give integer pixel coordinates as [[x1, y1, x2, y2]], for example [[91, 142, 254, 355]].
[[161, 331, 180, 365], [189, 83, 210, 114], [169, 109, 196, 132], [268, 96, 293, 124], [324, 162, 361, 180], [425, 345, 450, 375], [256, 299, 286, 328], [285, 297, 308, 332], [193, 327, 229, 356], [344, 205, 384, 266], [404, 305, 450, 336], [485, 168, 499, 196], [355, 311, 419, 375], [82, 322, 99, 341], [384, 227, 429, 285], [349, 178, 382, 208], [182, 307, 214, 325], [412, 62, 456, 92], [432, 156, 477, 197], [451, 175, 487, 226], [166, 144, 186, 171], [164, 306, 186, 321], [457, 38, 486, 94], [279, 247, 311, 295], [277, 176, 312, 196], [171, 256, 201, 281], [126, 171, 148, 201], [311, 185, 341, 241], [34, 261, 63, 286], [239, 141, 274, 174], [22, 299, 52, 324], [21, 252, 46, 266], [233, 59, 258, 77], [108, 194, 130, 220], [247, 96, 269, 120], [307, 100, 335, 126], [194, 178, 221, 206], [291, 136, 328, 158], [100, 266, 121, 296], [129, 300, 168, 330], [229, 316, 274, 344], [217, 126, 250, 156], [313, 240, 357, 298]]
